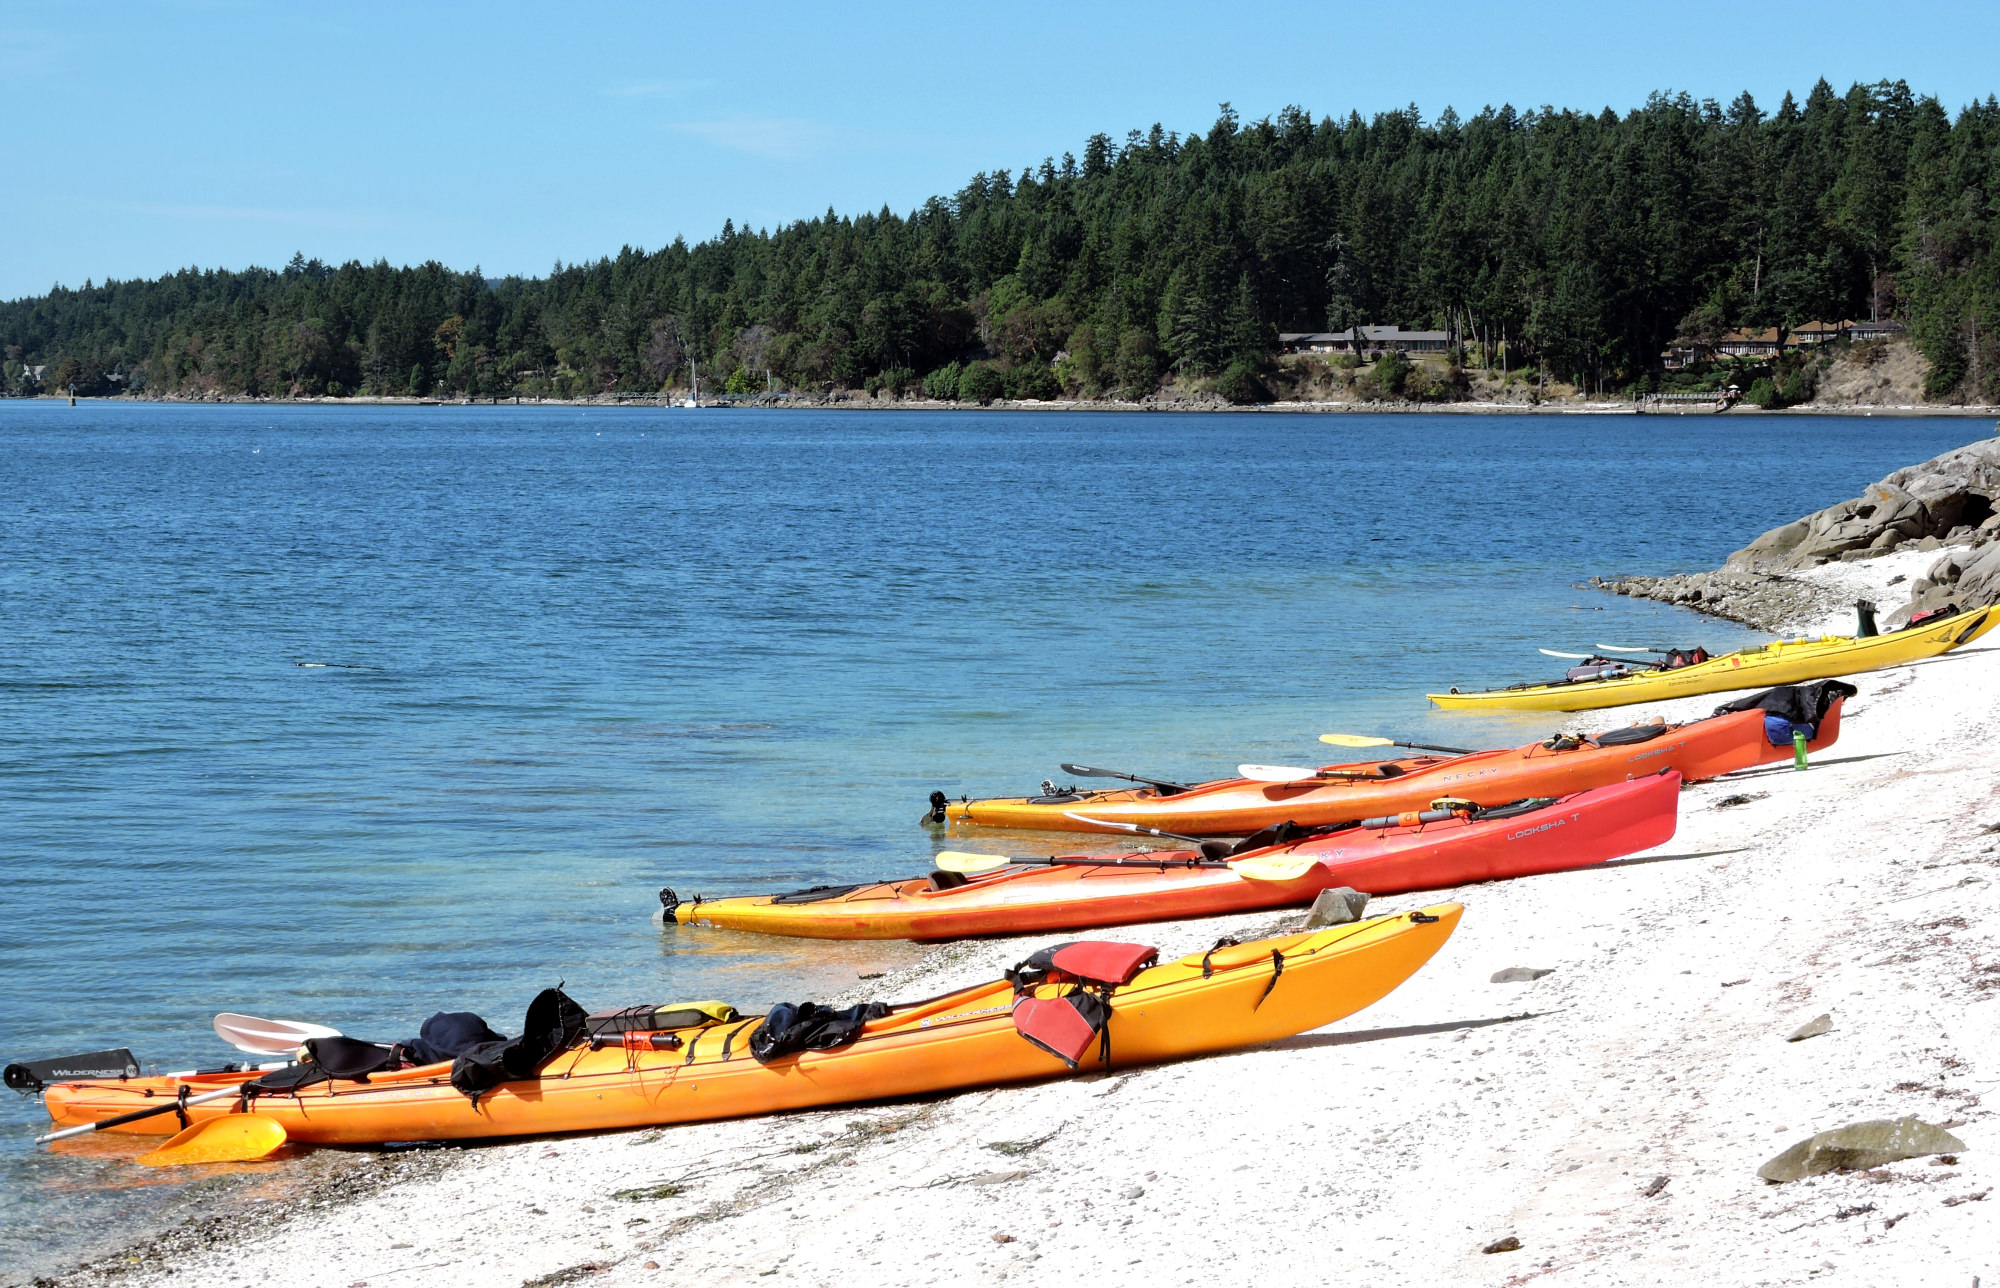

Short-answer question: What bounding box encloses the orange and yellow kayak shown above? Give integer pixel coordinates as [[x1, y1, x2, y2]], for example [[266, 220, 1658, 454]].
[[672, 773, 1676, 940], [945, 702, 1841, 836], [41, 907, 1461, 1146]]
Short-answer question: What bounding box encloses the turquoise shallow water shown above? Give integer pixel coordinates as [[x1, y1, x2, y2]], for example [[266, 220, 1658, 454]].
[[0, 403, 1979, 1277]]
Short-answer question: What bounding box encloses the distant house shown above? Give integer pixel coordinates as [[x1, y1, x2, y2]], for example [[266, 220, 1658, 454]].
[[1661, 342, 1706, 371], [1715, 328, 1782, 358], [1849, 319, 1906, 343], [1279, 325, 1453, 356], [1788, 321, 1848, 347]]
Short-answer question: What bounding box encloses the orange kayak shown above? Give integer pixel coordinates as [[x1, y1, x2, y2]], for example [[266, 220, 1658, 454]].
[[944, 701, 1842, 836], [41, 907, 1460, 1146], [672, 773, 1677, 940]]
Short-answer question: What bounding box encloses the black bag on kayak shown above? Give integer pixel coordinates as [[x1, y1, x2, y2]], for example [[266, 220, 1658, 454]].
[[400, 1012, 508, 1066], [246, 1035, 401, 1094], [1712, 679, 1857, 727], [450, 986, 589, 1101], [586, 1002, 739, 1038], [748, 1001, 891, 1064], [1227, 819, 1354, 856]]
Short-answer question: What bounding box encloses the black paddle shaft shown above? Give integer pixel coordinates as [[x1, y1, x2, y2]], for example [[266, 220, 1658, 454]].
[[50, 1084, 228, 1137], [1058, 763, 1192, 793], [1397, 741, 1478, 756]]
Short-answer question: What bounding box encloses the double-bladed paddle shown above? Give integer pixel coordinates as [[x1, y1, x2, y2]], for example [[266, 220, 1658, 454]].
[[1237, 763, 1321, 783], [138, 1115, 288, 1167], [36, 1084, 252, 1145], [213, 1013, 341, 1056], [936, 845, 1307, 883], [1058, 763, 1191, 793], [1596, 643, 1670, 654], [1058, 813, 1213, 844], [1319, 734, 1477, 756], [933, 849, 1227, 877]]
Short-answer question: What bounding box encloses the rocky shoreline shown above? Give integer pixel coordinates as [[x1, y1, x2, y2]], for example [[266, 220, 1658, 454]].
[[11, 391, 2000, 417], [1603, 436, 2000, 631]]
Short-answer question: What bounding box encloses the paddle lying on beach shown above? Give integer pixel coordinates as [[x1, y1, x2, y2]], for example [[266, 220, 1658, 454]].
[[214, 1013, 340, 1056], [1319, 734, 1478, 756], [1057, 763, 1192, 792], [138, 1114, 288, 1167]]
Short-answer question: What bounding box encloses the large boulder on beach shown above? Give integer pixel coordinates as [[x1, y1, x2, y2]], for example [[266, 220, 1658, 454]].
[[1726, 439, 2000, 574], [1757, 1116, 1965, 1183], [1902, 540, 2000, 623], [1604, 436, 2000, 628]]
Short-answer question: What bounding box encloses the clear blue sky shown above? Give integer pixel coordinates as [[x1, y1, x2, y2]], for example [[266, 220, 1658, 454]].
[[3, 0, 1996, 301]]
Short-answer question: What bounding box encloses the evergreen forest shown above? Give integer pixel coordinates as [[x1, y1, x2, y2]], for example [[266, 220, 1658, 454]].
[[5, 78, 1999, 403]]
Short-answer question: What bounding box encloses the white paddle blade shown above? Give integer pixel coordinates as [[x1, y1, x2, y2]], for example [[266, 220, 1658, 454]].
[[1061, 812, 1138, 833], [1595, 643, 1661, 654], [1538, 648, 1592, 659], [933, 850, 1011, 875], [213, 1012, 341, 1056], [1230, 855, 1320, 883], [1319, 734, 1391, 748], [1238, 764, 1317, 783]]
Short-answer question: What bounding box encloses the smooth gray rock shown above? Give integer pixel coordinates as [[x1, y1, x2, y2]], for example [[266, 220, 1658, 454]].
[[1605, 437, 2000, 628], [1785, 1013, 1833, 1042], [1758, 1117, 1966, 1183], [1482, 1236, 1522, 1254], [1302, 886, 1370, 928], [1491, 966, 1555, 983]]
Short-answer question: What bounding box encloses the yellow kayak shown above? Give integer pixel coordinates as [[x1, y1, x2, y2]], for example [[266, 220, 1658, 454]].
[[1428, 605, 1995, 712]]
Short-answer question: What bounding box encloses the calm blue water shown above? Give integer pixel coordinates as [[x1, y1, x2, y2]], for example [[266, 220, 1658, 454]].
[[0, 403, 1979, 1278]]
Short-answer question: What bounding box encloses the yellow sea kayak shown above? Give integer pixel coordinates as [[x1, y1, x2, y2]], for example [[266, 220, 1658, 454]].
[[1428, 606, 1995, 712]]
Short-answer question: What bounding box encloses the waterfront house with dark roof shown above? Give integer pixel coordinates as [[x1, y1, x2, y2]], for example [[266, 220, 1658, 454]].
[[1279, 325, 1452, 356]]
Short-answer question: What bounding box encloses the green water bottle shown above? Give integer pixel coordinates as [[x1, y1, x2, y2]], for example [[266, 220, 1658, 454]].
[[1792, 729, 1809, 770]]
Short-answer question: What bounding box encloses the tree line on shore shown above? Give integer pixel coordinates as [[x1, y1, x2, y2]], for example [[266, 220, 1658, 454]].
[[4, 78, 1998, 404]]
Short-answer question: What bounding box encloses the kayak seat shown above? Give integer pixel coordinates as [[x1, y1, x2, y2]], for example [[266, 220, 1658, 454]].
[[1593, 723, 1670, 747], [927, 869, 969, 892], [770, 883, 869, 906]]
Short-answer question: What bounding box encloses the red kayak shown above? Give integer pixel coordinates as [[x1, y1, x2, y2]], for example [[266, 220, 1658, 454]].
[[670, 772, 1680, 940]]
